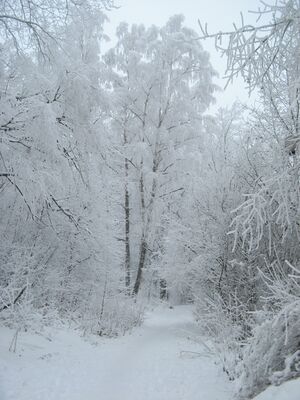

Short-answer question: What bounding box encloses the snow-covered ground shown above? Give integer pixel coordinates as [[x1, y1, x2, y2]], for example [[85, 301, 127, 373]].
[[0, 305, 234, 400], [253, 378, 300, 400]]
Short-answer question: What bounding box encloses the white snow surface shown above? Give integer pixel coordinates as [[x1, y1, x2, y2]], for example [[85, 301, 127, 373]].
[[253, 378, 300, 400], [0, 305, 234, 400]]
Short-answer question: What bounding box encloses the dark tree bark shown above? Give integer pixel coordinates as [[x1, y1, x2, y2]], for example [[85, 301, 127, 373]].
[[132, 238, 147, 296], [0, 286, 26, 312], [124, 156, 131, 289], [160, 279, 168, 300], [132, 132, 161, 296], [132, 169, 146, 295]]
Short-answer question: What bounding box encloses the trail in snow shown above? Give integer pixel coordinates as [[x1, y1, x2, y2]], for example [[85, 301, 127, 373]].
[[0, 305, 233, 400], [99, 305, 233, 400]]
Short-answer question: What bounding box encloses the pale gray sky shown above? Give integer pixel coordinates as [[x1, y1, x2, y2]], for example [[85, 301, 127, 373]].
[[105, 0, 263, 109]]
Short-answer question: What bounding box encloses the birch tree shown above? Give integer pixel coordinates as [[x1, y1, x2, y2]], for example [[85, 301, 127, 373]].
[[105, 15, 217, 296]]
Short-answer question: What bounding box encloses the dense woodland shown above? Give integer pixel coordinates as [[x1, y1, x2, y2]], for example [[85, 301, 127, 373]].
[[1, 1, 300, 398]]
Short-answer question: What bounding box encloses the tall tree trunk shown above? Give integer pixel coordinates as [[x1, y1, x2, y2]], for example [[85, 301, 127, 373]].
[[124, 156, 131, 290], [132, 152, 158, 296], [132, 237, 147, 296], [132, 169, 147, 296]]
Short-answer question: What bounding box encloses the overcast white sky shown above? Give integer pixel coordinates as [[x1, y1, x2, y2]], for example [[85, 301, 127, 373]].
[[105, 0, 263, 109]]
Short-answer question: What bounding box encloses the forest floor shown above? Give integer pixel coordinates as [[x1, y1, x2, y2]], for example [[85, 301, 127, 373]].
[[0, 305, 234, 400]]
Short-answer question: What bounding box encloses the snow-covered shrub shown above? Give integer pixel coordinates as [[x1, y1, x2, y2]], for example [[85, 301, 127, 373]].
[[94, 295, 145, 337], [194, 294, 245, 381], [237, 262, 300, 399], [237, 301, 300, 399], [195, 3, 300, 397], [272, 349, 300, 386]]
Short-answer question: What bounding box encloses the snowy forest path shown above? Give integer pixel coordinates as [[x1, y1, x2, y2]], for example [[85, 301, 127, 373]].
[[0, 305, 234, 400], [98, 305, 233, 400]]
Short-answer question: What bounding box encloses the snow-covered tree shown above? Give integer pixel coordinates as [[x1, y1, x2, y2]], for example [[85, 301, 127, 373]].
[[0, 0, 113, 57], [0, 0, 144, 335], [104, 15, 217, 296], [198, 1, 300, 395]]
